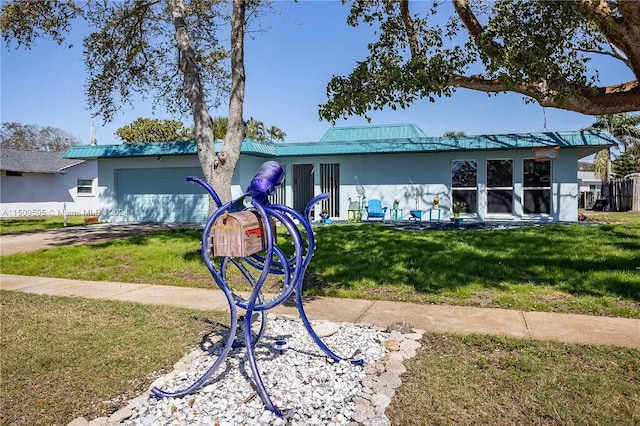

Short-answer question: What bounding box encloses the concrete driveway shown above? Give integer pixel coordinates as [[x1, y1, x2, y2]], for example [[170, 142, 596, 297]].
[[0, 223, 198, 256]]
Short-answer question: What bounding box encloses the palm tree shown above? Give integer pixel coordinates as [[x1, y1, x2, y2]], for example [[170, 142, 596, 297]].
[[211, 116, 228, 140], [590, 114, 640, 152], [211, 116, 285, 142], [587, 113, 640, 180], [266, 125, 286, 142], [245, 117, 266, 140], [593, 150, 609, 181]]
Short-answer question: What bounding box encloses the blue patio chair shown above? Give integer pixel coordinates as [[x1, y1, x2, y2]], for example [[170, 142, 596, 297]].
[[365, 199, 387, 221]]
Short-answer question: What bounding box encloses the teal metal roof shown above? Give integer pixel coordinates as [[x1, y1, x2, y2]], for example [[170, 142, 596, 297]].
[[63, 141, 197, 159], [64, 125, 616, 160], [319, 123, 427, 142], [63, 139, 273, 159]]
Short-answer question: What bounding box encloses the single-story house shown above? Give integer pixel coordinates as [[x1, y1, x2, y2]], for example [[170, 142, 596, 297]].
[[62, 123, 616, 223], [1, 148, 98, 218], [578, 171, 602, 194], [578, 170, 603, 209]]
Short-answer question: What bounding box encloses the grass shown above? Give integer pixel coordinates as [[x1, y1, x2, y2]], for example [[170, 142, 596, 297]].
[[2, 218, 639, 318], [0, 216, 97, 235], [387, 333, 640, 425], [1, 213, 639, 424], [581, 210, 640, 225], [0, 290, 227, 426], [1, 291, 638, 425]]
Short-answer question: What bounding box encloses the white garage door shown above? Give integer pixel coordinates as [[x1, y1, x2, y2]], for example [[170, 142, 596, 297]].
[[115, 167, 209, 223]]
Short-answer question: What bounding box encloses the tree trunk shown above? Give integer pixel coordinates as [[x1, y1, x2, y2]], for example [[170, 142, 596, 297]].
[[169, 0, 246, 211], [216, 0, 246, 204]]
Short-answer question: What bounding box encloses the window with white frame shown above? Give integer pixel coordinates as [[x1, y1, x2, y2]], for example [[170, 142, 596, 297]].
[[486, 159, 513, 214], [77, 178, 95, 196], [523, 159, 551, 214], [451, 159, 477, 213]]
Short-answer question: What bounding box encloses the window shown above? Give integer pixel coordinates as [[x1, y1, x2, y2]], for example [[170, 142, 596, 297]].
[[269, 174, 286, 205], [487, 159, 513, 214], [320, 163, 340, 217], [77, 178, 94, 196], [451, 160, 477, 213], [523, 159, 551, 214]]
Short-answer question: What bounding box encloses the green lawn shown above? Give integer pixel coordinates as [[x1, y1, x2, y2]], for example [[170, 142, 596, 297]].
[[2, 218, 639, 317], [1, 213, 639, 425], [1, 291, 638, 425], [0, 290, 227, 426]]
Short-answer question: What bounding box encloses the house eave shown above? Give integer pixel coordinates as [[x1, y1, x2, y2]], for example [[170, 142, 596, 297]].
[[62, 129, 617, 160]]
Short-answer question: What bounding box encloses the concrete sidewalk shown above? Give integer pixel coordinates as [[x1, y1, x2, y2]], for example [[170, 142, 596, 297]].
[[2, 273, 639, 350]]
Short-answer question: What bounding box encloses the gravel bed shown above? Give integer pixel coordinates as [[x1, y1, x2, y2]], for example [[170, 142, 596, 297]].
[[70, 315, 423, 426]]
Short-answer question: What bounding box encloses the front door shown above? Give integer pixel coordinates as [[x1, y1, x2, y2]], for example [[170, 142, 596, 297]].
[[292, 164, 314, 216]]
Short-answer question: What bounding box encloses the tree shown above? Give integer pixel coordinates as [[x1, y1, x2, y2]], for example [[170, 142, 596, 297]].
[[593, 149, 609, 181], [588, 113, 640, 180], [211, 116, 286, 141], [589, 113, 640, 153], [212, 116, 229, 140], [116, 118, 193, 144], [443, 131, 465, 137], [319, 0, 640, 123], [0, 122, 80, 151], [1, 0, 255, 205], [612, 149, 640, 177], [245, 116, 266, 140], [266, 125, 286, 142]]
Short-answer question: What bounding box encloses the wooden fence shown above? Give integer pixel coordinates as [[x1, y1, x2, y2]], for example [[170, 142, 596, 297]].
[[579, 191, 599, 209], [601, 174, 640, 212]]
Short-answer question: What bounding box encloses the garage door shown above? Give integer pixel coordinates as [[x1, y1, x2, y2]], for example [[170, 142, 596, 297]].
[[115, 167, 208, 223]]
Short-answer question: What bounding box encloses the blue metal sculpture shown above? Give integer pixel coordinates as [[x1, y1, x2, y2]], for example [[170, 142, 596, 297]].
[[151, 161, 363, 417]]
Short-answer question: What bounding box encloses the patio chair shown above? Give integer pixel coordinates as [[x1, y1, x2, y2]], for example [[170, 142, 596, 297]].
[[365, 199, 387, 221]]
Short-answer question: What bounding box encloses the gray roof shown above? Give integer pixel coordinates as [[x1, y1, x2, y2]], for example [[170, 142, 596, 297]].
[[1, 148, 85, 173]]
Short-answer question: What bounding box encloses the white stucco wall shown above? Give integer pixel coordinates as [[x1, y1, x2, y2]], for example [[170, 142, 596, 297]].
[[96, 155, 263, 222], [276, 148, 580, 222], [0, 160, 98, 218], [93, 148, 580, 223]]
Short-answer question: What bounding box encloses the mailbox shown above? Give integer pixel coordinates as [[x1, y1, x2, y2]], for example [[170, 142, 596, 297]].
[[212, 211, 274, 257]]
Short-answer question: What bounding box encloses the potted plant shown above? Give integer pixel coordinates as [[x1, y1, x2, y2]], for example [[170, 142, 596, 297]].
[[452, 201, 466, 218], [432, 197, 440, 210], [393, 199, 400, 209], [319, 209, 330, 224]]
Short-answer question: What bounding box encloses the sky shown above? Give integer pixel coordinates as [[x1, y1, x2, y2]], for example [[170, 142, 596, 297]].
[[0, 0, 634, 147]]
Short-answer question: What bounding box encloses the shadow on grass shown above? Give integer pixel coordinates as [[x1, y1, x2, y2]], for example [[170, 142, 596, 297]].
[[307, 224, 640, 301]]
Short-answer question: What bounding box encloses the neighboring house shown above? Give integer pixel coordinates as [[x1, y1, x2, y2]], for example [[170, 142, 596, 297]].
[[578, 171, 602, 194], [1, 148, 98, 218], [62, 124, 616, 224], [578, 170, 602, 209]]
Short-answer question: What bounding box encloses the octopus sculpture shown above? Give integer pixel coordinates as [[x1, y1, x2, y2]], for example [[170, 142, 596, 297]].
[[151, 161, 364, 417]]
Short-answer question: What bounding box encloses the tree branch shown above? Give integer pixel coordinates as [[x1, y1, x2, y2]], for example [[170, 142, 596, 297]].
[[452, 0, 503, 61], [451, 74, 640, 115], [574, 46, 629, 66], [573, 0, 640, 78], [399, 0, 420, 57]]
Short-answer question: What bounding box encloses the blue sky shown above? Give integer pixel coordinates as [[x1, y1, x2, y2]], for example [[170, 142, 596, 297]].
[[0, 0, 633, 146]]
